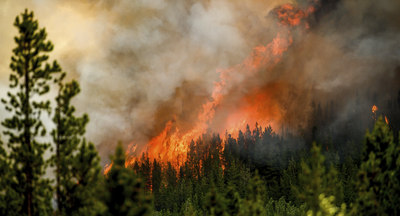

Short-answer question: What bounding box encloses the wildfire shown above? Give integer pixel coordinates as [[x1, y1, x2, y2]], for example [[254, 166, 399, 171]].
[[103, 142, 138, 175], [371, 105, 378, 121], [372, 105, 378, 114], [104, 1, 319, 172], [125, 142, 138, 167], [103, 162, 113, 175], [385, 116, 389, 125]]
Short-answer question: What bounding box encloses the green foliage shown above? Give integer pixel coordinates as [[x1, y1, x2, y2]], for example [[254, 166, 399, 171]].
[[239, 171, 267, 216], [204, 185, 227, 216], [1, 9, 61, 216], [294, 142, 344, 215], [265, 197, 306, 216], [50, 68, 103, 215], [280, 158, 300, 204], [224, 185, 240, 216], [340, 157, 358, 207], [103, 142, 152, 216], [0, 136, 21, 215], [57, 140, 104, 216], [305, 194, 346, 216], [351, 117, 400, 215], [180, 198, 198, 216]]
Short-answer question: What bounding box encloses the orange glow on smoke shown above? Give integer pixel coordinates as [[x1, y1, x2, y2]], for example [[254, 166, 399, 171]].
[[104, 1, 319, 172], [220, 84, 286, 138], [275, 4, 315, 27]]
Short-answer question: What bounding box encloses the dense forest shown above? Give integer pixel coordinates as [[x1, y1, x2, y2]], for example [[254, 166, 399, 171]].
[[1, 9, 400, 216]]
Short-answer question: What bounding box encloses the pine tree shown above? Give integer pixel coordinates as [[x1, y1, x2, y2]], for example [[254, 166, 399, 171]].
[[239, 171, 267, 216], [293, 142, 344, 215], [237, 130, 245, 161], [204, 184, 227, 216], [180, 198, 197, 216], [223, 159, 242, 195], [351, 117, 400, 215], [152, 158, 162, 194], [280, 158, 299, 204], [140, 152, 152, 191], [341, 156, 357, 207], [62, 140, 104, 215], [224, 185, 240, 216], [104, 142, 152, 216], [1, 9, 61, 216], [51, 74, 103, 215]]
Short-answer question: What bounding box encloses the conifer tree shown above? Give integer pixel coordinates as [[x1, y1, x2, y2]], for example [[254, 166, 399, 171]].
[[1, 9, 61, 216], [152, 158, 162, 194], [351, 117, 400, 215], [66, 140, 104, 215], [239, 171, 267, 216], [180, 198, 197, 216], [293, 143, 344, 215], [223, 159, 242, 195], [204, 184, 227, 216], [280, 158, 299, 204], [51, 74, 103, 215], [341, 157, 357, 207], [104, 142, 152, 216], [224, 185, 240, 216]]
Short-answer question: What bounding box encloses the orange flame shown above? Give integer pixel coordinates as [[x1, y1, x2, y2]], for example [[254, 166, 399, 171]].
[[103, 142, 138, 175], [385, 116, 389, 125], [103, 162, 113, 175], [104, 1, 319, 171], [125, 142, 138, 168], [372, 105, 378, 114]]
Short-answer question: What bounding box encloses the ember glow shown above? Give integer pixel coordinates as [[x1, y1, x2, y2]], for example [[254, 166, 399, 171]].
[[103, 163, 112, 175], [372, 105, 378, 114], [103, 1, 319, 173]]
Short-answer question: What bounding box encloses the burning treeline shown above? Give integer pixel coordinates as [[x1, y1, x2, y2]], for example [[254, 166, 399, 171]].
[[103, 0, 400, 174], [103, 1, 319, 173]]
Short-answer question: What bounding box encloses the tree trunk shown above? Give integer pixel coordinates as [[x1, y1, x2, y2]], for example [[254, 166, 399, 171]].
[[24, 35, 33, 216], [56, 94, 62, 214]]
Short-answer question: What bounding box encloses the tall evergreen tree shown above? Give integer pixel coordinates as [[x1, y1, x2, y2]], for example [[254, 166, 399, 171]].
[[104, 142, 152, 216], [293, 142, 344, 215], [51, 74, 103, 215], [351, 117, 400, 215], [152, 158, 162, 194], [1, 9, 61, 216], [239, 171, 267, 216], [224, 185, 240, 216]]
